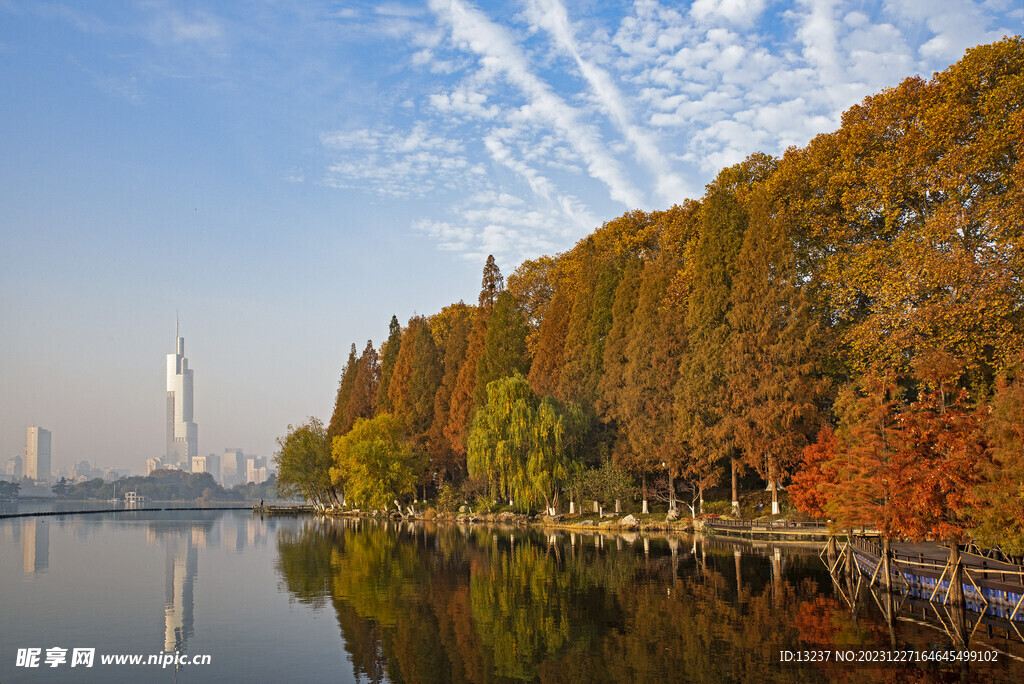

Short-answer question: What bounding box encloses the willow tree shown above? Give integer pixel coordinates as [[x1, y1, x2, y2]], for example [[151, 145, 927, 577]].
[[467, 373, 585, 512]]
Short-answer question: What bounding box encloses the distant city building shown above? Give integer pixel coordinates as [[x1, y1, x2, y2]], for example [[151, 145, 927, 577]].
[[25, 427, 51, 482], [146, 457, 162, 476], [222, 448, 245, 487], [246, 456, 268, 485], [192, 453, 221, 483], [166, 321, 198, 466], [5, 455, 22, 480]]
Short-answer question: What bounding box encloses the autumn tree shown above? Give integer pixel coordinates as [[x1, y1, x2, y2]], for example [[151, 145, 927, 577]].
[[328, 343, 359, 441], [676, 155, 775, 513], [975, 355, 1024, 554], [426, 303, 475, 481], [388, 316, 442, 446], [446, 256, 505, 456], [726, 182, 823, 514], [343, 340, 379, 432], [507, 255, 556, 357]]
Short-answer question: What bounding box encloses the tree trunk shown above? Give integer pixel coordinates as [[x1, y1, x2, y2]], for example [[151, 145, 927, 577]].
[[698, 484, 704, 515], [668, 469, 676, 512], [593, 500, 599, 513], [770, 479, 779, 515], [569, 500, 575, 515], [615, 498, 621, 514], [731, 457, 740, 516], [642, 473, 649, 515]]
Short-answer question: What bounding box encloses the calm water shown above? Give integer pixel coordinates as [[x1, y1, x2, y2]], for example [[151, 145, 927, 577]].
[[2, 511, 1023, 683]]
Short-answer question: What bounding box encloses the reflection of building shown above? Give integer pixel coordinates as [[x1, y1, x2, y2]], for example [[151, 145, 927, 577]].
[[166, 322, 198, 466], [164, 528, 198, 653], [22, 518, 49, 574], [25, 427, 51, 482]]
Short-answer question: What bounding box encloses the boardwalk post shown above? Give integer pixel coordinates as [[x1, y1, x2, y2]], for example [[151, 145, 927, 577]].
[[827, 533, 838, 570], [882, 536, 892, 593]]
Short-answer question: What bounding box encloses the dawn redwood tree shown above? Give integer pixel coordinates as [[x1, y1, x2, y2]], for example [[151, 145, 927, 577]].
[[344, 340, 379, 432], [446, 256, 505, 456], [975, 355, 1024, 554], [726, 183, 823, 515], [376, 315, 403, 414], [388, 315, 443, 448], [328, 343, 359, 441], [676, 156, 774, 514], [426, 304, 474, 482], [474, 291, 530, 407]]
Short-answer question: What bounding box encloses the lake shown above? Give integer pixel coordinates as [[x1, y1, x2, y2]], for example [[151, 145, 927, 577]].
[[2, 510, 1022, 683]]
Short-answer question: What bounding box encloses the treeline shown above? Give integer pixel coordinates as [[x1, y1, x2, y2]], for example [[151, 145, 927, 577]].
[[53, 470, 279, 502], [277, 38, 1024, 551]]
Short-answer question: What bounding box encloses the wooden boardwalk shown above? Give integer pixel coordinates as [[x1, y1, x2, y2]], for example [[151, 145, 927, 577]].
[[703, 518, 833, 541], [843, 536, 1024, 621]]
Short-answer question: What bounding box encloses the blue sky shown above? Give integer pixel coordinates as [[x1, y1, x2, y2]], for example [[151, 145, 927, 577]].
[[1, 0, 1021, 474]]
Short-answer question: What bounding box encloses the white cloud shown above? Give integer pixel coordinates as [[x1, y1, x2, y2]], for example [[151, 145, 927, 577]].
[[429, 0, 645, 208], [691, 0, 768, 28]]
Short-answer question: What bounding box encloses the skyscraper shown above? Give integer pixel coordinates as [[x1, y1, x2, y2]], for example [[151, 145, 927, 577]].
[[25, 427, 51, 481], [166, 321, 198, 466]]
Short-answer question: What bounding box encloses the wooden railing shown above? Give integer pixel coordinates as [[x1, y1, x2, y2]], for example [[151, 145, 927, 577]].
[[707, 518, 828, 531]]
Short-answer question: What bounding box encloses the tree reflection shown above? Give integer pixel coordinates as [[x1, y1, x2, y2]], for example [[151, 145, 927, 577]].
[[276, 523, 1019, 683]]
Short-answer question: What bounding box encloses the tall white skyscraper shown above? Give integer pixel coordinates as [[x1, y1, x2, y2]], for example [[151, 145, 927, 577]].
[[166, 321, 198, 465], [25, 427, 51, 481]]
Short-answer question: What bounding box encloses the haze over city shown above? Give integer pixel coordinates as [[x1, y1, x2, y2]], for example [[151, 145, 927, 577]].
[[2, 0, 1020, 473]]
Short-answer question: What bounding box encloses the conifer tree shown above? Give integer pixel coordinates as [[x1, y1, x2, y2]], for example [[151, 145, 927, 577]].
[[618, 259, 689, 513], [344, 340, 379, 432], [427, 304, 475, 481], [388, 316, 442, 446], [526, 288, 571, 396], [445, 256, 504, 456], [675, 155, 774, 513], [474, 291, 529, 407], [726, 184, 823, 514], [376, 315, 402, 413], [328, 343, 358, 440]]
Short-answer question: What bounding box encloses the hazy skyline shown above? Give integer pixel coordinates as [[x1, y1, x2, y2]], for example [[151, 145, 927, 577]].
[[2, 0, 1021, 472]]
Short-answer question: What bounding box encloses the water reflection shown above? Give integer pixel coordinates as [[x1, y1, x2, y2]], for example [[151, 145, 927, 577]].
[[277, 520, 1024, 683], [22, 518, 48, 574]]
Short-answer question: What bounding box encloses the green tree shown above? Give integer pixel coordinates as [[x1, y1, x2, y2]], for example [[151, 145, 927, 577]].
[[331, 413, 423, 512], [376, 315, 403, 414], [273, 417, 339, 507], [474, 291, 530, 407]]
